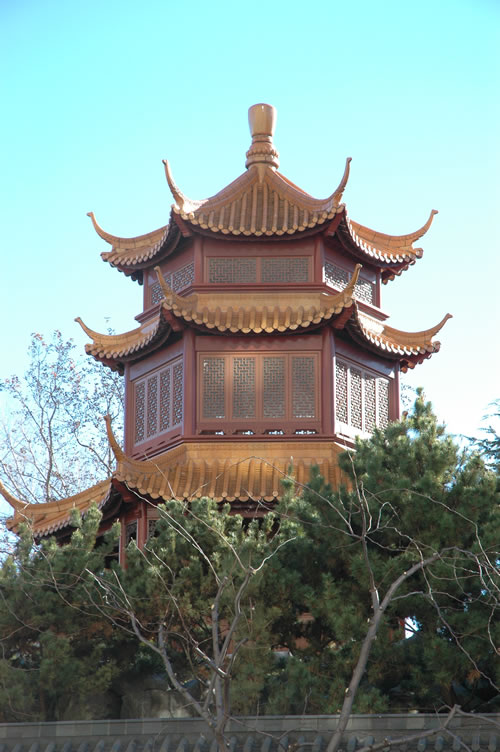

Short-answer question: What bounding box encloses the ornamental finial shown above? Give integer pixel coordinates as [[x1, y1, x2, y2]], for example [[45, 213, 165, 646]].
[[245, 103, 280, 170]]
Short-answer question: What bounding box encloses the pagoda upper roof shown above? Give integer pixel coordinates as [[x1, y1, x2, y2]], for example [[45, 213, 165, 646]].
[[76, 266, 451, 373], [89, 104, 437, 280]]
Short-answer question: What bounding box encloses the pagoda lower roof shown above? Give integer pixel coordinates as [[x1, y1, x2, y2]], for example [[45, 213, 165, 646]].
[[336, 210, 437, 282], [3, 436, 347, 538], [87, 211, 177, 277], [112, 439, 345, 505], [347, 312, 452, 371], [3, 478, 113, 537]]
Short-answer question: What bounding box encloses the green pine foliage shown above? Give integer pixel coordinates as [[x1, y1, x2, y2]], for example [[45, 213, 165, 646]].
[[0, 393, 498, 720], [0, 508, 125, 721], [262, 391, 499, 714]]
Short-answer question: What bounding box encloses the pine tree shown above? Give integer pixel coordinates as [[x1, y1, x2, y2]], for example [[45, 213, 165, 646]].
[[261, 392, 499, 716], [0, 508, 125, 721], [0, 394, 497, 726]]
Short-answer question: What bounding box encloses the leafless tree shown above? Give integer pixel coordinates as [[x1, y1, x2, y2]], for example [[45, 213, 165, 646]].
[[0, 331, 123, 504]]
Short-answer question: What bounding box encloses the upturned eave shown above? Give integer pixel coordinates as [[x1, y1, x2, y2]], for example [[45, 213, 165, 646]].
[[333, 210, 438, 280], [3, 479, 113, 537]]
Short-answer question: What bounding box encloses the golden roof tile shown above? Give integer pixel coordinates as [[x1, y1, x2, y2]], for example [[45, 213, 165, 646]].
[[344, 209, 438, 265], [164, 158, 350, 237], [87, 211, 170, 268], [155, 264, 360, 333], [105, 416, 345, 503], [77, 266, 449, 370], [348, 311, 452, 370], [89, 105, 436, 281], [75, 315, 171, 367], [3, 479, 112, 536]]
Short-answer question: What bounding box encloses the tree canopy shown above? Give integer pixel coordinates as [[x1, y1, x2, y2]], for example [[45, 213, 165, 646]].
[[0, 394, 498, 730], [0, 330, 123, 505]]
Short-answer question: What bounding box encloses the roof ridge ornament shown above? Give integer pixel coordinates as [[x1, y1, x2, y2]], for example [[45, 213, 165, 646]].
[[245, 103, 280, 171]]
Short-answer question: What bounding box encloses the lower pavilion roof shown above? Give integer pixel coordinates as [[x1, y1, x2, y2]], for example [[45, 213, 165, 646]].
[[2, 478, 113, 537], [3, 430, 347, 538]]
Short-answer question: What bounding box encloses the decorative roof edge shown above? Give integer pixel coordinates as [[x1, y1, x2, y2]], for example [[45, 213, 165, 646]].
[[154, 264, 361, 333], [87, 211, 168, 253], [4, 478, 113, 535], [344, 209, 438, 265], [75, 316, 171, 369], [104, 414, 127, 463], [0, 479, 28, 513]]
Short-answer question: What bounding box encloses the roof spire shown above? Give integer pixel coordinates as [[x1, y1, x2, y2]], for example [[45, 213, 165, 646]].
[[245, 103, 280, 171]]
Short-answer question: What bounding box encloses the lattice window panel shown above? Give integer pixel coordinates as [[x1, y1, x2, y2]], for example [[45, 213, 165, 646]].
[[262, 257, 309, 283], [325, 261, 349, 289], [263, 356, 286, 418], [147, 375, 158, 438], [173, 363, 184, 425], [232, 357, 256, 419], [335, 362, 348, 424], [135, 381, 146, 443], [364, 375, 377, 432], [134, 358, 183, 445], [209, 257, 257, 284], [336, 359, 391, 434], [125, 521, 137, 545], [325, 261, 375, 305], [292, 356, 316, 418], [378, 378, 389, 428], [159, 369, 171, 432], [355, 278, 375, 305], [350, 368, 363, 430], [173, 263, 194, 292], [202, 357, 225, 419], [199, 352, 318, 429]]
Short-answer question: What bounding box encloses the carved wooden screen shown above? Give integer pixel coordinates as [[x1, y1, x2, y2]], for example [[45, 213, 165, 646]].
[[208, 257, 310, 284], [134, 358, 183, 445], [199, 352, 319, 434], [335, 358, 389, 436], [325, 261, 375, 306]]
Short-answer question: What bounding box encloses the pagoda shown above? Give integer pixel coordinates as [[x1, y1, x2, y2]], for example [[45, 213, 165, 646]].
[[3, 104, 451, 557]]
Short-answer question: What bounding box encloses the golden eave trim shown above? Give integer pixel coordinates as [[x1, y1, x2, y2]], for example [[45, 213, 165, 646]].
[[75, 316, 164, 359], [0, 479, 28, 513], [163, 158, 351, 237], [354, 311, 452, 354], [154, 265, 360, 334], [87, 211, 168, 252], [6, 479, 112, 535], [346, 209, 438, 262]]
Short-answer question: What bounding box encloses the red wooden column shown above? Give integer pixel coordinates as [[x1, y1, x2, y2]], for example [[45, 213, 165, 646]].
[[314, 235, 323, 283]]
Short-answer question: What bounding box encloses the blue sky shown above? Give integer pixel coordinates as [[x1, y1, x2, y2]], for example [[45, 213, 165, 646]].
[[1, 0, 499, 453]]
